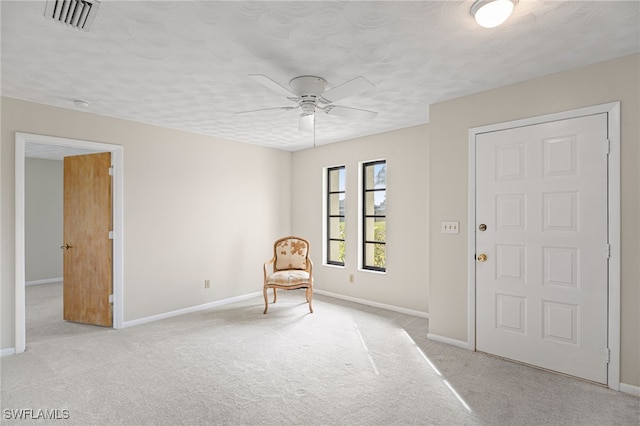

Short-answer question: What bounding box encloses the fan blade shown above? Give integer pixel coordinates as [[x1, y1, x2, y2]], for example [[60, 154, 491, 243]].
[[249, 74, 297, 98], [323, 105, 377, 120], [299, 113, 314, 131], [235, 106, 298, 115], [321, 76, 374, 103]]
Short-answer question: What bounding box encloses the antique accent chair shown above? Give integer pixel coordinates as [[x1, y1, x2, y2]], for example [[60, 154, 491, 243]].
[[263, 236, 313, 314]]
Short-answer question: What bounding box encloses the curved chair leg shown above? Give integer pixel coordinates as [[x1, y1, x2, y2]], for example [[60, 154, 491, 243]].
[[263, 286, 269, 314], [272, 288, 277, 303], [307, 287, 314, 313]]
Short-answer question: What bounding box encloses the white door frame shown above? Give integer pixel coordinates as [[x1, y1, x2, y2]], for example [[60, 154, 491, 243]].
[[467, 102, 620, 390], [15, 132, 125, 353]]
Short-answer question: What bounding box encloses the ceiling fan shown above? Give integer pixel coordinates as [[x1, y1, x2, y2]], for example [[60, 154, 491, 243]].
[[236, 74, 377, 131]]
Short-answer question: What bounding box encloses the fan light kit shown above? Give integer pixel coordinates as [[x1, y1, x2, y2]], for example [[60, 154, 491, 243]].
[[471, 0, 517, 28], [237, 74, 377, 132]]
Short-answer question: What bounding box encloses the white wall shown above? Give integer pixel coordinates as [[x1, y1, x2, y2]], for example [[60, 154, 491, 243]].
[[1, 97, 292, 348], [25, 158, 63, 282], [292, 125, 429, 313], [428, 53, 639, 388]]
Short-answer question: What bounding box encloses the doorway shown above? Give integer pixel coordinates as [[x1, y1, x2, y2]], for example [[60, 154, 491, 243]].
[[15, 133, 124, 353], [467, 102, 620, 390]]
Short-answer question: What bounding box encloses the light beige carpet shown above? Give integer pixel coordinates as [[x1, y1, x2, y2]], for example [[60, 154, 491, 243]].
[[1, 283, 638, 425]]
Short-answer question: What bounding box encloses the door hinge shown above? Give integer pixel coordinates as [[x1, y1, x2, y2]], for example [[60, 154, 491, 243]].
[[605, 243, 611, 259], [109, 166, 114, 176], [109, 294, 114, 304], [605, 348, 610, 364], [604, 139, 610, 156], [109, 231, 114, 240]]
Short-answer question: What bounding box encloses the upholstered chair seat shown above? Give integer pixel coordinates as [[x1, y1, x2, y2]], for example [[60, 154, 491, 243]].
[[265, 270, 311, 286], [263, 236, 313, 314]]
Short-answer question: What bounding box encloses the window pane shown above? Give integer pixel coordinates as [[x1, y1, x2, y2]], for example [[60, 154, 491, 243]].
[[328, 216, 345, 239], [373, 163, 386, 189], [329, 167, 345, 192], [365, 190, 385, 216], [329, 240, 345, 263], [364, 164, 376, 189], [374, 217, 386, 242], [374, 190, 386, 215], [364, 243, 386, 269], [329, 193, 345, 215], [365, 216, 376, 240]]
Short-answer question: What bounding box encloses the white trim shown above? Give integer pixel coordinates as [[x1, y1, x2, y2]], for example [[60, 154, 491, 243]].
[[467, 130, 477, 351], [605, 103, 621, 391], [314, 289, 428, 318], [1, 348, 17, 357], [467, 102, 621, 390], [15, 139, 26, 354], [15, 133, 125, 354], [123, 292, 262, 328], [111, 147, 125, 330], [426, 333, 469, 349], [26, 277, 63, 286], [619, 383, 640, 397]]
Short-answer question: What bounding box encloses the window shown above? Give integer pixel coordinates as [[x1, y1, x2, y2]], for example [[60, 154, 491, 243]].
[[326, 166, 346, 266], [362, 160, 386, 272]]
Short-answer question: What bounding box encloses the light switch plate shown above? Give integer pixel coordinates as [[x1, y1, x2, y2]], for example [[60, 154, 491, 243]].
[[441, 221, 460, 234]]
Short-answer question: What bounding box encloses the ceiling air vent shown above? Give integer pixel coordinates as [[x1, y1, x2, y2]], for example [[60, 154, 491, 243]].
[[44, 0, 101, 32]]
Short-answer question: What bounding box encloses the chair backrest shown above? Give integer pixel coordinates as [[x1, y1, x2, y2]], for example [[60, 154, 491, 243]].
[[273, 236, 310, 271]]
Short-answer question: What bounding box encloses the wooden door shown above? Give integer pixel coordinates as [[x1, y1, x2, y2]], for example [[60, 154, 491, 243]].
[[475, 114, 609, 383], [63, 152, 113, 326]]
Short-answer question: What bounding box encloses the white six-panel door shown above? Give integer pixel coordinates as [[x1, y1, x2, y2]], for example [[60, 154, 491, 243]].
[[475, 113, 609, 384]]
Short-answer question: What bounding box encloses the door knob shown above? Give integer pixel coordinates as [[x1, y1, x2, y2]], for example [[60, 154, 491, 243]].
[[477, 253, 487, 262], [60, 244, 72, 250]]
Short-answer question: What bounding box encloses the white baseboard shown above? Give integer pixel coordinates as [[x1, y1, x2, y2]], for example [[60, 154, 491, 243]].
[[26, 277, 63, 286], [314, 289, 428, 319], [427, 332, 470, 350], [123, 292, 262, 328], [619, 383, 640, 397], [1, 347, 16, 357]]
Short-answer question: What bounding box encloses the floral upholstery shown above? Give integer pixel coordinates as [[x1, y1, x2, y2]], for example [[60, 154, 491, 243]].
[[266, 270, 310, 286], [263, 236, 313, 314], [274, 238, 308, 270]]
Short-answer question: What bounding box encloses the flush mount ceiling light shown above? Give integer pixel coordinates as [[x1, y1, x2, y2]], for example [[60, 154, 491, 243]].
[[471, 0, 518, 28]]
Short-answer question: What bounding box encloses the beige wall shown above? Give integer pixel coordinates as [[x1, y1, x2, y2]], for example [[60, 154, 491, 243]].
[[1, 97, 292, 348], [292, 125, 429, 313], [25, 158, 63, 282], [2, 54, 637, 389], [429, 54, 640, 387]]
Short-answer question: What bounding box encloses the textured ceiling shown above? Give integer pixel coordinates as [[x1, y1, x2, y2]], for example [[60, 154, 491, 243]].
[[24, 142, 103, 160], [2, 1, 639, 152]]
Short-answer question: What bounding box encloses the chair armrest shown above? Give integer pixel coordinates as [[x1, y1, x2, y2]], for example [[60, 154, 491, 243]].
[[263, 258, 275, 284]]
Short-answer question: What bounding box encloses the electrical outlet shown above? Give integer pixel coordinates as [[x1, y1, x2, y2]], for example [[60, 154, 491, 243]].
[[441, 221, 460, 234], [204, 279, 211, 289], [349, 274, 355, 283]]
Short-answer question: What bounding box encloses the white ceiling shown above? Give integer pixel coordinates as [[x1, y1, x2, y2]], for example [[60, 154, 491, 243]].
[[24, 142, 104, 160], [2, 1, 639, 152]]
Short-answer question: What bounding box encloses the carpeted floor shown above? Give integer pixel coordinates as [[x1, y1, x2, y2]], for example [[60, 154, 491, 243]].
[[1, 282, 638, 425]]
